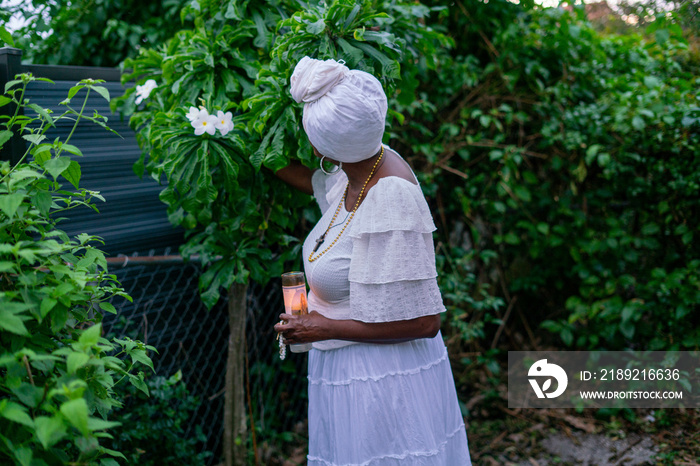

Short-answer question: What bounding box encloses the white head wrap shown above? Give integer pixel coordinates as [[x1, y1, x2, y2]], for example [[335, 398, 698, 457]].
[[290, 56, 387, 163]]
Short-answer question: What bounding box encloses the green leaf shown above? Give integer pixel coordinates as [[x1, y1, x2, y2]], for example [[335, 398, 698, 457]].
[[0, 130, 13, 149], [40, 298, 57, 318], [641, 223, 660, 235], [5, 79, 22, 93], [351, 41, 400, 79], [44, 157, 71, 180], [34, 416, 67, 449], [32, 143, 53, 165], [0, 261, 16, 273], [0, 400, 34, 428], [129, 371, 149, 396], [643, 76, 661, 88], [62, 160, 82, 189], [513, 185, 531, 202], [90, 86, 111, 102], [0, 26, 14, 47], [67, 352, 90, 374], [682, 231, 693, 245], [632, 115, 645, 131], [0, 95, 11, 107], [99, 302, 117, 314], [306, 18, 326, 35], [619, 320, 635, 339], [129, 349, 154, 372], [560, 328, 573, 346], [336, 38, 364, 65], [61, 144, 83, 157], [100, 447, 127, 461], [67, 85, 85, 100], [59, 398, 89, 436], [11, 383, 43, 408], [655, 28, 670, 45], [0, 193, 25, 219], [87, 417, 121, 431], [343, 3, 362, 29], [27, 103, 55, 127], [13, 447, 32, 466], [78, 324, 101, 347], [621, 304, 636, 322], [22, 133, 46, 145], [0, 307, 29, 336], [32, 191, 53, 217]]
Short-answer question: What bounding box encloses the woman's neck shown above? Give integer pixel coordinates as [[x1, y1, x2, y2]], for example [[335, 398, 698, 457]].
[[340, 148, 386, 210], [342, 149, 384, 191]]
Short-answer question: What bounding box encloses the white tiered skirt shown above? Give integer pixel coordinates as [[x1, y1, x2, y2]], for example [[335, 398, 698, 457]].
[[307, 331, 472, 465]]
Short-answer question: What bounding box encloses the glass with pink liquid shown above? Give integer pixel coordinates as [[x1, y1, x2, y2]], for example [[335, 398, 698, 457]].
[[281, 271, 312, 353]]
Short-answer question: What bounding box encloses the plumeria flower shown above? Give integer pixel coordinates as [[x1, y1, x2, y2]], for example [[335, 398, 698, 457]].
[[191, 109, 218, 136], [134, 79, 157, 105], [186, 106, 201, 122], [215, 110, 234, 136]]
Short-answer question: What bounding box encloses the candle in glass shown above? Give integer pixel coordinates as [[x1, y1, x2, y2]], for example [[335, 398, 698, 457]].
[[281, 271, 312, 353]]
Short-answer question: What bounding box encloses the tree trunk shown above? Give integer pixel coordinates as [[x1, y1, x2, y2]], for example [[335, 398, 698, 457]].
[[224, 282, 248, 466]]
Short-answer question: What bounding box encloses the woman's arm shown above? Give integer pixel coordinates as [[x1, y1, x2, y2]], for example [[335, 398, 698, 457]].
[[274, 311, 441, 344], [274, 160, 314, 195]]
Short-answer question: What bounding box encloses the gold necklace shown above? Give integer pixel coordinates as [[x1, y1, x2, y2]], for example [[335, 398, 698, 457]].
[[308, 146, 384, 263]]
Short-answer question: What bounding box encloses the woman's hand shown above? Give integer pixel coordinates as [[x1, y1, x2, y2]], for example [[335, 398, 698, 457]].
[[274, 310, 330, 344]]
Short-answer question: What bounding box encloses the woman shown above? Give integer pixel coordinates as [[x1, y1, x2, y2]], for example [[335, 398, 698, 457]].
[[274, 56, 472, 465]]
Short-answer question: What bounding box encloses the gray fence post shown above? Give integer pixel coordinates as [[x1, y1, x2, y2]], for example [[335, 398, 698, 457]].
[[0, 47, 25, 165]]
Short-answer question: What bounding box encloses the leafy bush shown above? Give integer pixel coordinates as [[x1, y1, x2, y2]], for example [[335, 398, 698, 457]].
[[106, 370, 212, 465], [0, 73, 154, 465], [6, 0, 192, 67], [393, 1, 699, 352]]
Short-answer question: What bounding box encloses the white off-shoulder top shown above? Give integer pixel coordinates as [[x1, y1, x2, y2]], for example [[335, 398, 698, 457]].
[[302, 146, 446, 350]]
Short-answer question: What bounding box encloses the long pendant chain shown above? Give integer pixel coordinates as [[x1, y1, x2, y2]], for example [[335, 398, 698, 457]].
[[308, 147, 384, 263]]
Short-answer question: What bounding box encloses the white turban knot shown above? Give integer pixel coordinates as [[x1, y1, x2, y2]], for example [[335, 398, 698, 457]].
[[290, 56, 387, 163]]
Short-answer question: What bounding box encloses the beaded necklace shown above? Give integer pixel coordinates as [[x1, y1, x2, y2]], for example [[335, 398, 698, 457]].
[[308, 146, 384, 263]]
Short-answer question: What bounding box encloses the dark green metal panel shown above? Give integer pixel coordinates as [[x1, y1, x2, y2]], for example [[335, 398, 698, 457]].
[[5, 53, 184, 255]]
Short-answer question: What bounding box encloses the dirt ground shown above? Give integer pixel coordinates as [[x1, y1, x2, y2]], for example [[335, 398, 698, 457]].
[[518, 431, 658, 465], [469, 407, 699, 466]]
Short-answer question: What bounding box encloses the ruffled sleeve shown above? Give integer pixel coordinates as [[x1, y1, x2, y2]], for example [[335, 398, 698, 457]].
[[311, 169, 347, 214], [347, 177, 446, 323]]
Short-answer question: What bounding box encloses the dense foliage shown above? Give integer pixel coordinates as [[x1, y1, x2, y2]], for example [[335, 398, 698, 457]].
[[6, 0, 191, 67], [402, 1, 699, 352], [0, 73, 154, 465], [107, 369, 212, 465]]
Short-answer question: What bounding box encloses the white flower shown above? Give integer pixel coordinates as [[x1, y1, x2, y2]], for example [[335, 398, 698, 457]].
[[134, 79, 157, 105], [186, 106, 201, 122], [191, 109, 218, 136], [215, 110, 234, 136]]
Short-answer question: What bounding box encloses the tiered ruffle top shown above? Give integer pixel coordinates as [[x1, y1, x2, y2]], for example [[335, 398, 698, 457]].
[[303, 146, 446, 350]]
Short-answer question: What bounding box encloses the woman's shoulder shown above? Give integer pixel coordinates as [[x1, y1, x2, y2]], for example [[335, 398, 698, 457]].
[[352, 171, 435, 237], [367, 147, 423, 203], [375, 145, 418, 186]]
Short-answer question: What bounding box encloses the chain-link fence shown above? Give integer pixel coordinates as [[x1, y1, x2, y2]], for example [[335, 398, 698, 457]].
[[102, 249, 309, 465]]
